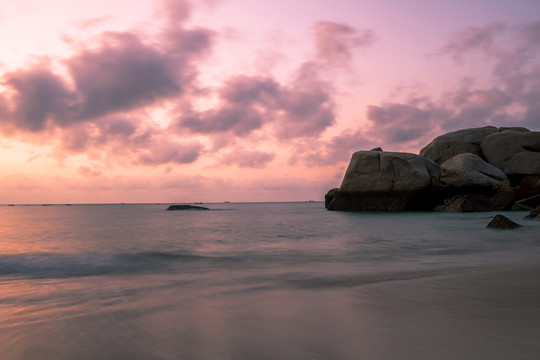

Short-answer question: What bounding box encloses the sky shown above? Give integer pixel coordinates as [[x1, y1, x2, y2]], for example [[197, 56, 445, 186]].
[[1, 0, 539, 203]]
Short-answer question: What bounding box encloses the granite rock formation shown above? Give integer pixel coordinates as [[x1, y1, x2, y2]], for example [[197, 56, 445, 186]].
[[326, 151, 441, 211], [481, 130, 540, 177], [439, 153, 508, 189], [326, 126, 540, 212], [419, 126, 498, 164]]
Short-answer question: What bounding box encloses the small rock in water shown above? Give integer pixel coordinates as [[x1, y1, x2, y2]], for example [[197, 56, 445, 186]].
[[486, 214, 521, 229], [370, 147, 383, 151], [524, 206, 540, 220], [166, 204, 209, 211]]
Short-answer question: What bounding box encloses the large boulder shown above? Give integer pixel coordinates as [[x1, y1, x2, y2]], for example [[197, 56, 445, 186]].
[[439, 153, 508, 189], [480, 130, 540, 177], [327, 151, 441, 211], [419, 126, 498, 164]]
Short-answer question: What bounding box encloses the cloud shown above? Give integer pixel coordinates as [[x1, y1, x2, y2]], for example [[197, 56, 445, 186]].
[[66, 32, 183, 121], [291, 129, 374, 167], [219, 75, 281, 104], [176, 64, 336, 139], [363, 20, 540, 150], [78, 165, 103, 177], [163, 0, 193, 25], [1, 1, 371, 173], [366, 102, 439, 145], [179, 104, 265, 135], [220, 149, 275, 168], [519, 21, 540, 48], [175, 20, 373, 141], [137, 140, 203, 165], [0, 1, 215, 134], [2, 64, 75, 132], [274, 75, 335, 138], [313, 21, 375, 65], [0, 0, 218, 170], [436, 22, 506, 61], [71, 16, 111, 30]]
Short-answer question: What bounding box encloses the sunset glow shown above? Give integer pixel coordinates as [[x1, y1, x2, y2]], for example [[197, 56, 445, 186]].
[[1, 0, 539, 203]]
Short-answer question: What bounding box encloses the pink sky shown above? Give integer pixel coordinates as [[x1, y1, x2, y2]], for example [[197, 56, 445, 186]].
[[1, 0, 539, 203]]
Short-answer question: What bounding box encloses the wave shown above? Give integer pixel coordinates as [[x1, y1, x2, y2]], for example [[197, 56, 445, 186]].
[[0, 251, 211, 278]]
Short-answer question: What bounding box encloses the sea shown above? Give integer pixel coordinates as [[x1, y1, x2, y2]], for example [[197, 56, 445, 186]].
[[1, 202, 539, 360]]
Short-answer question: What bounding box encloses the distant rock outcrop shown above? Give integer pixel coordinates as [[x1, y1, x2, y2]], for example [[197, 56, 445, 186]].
[[326, 125, 540, 212], [487, 214, 521, 229], [166, 204, 209, 211]]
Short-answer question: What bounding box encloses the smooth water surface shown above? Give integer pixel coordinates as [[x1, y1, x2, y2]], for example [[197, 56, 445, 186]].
[[1, 203, 539, 359]]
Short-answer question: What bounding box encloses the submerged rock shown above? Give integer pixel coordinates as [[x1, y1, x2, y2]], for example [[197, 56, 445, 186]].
[[524, 206, 540, 220], [487, 214, 521, 229], [166, 204, 210, 211]]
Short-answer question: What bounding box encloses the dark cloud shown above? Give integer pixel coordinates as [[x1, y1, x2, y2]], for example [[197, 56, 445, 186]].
[[274, 83, 335, 139], [2, 65, 75, 131], [313, 21, 375, 65], [137, 140, 203, 165], [177, 76, 280, 135], [0, 1, 214, 134], [57, 116, 144, 155], [221, 149, 275, 168], [437, 22, 506, 61], [219, 75, 281, 104], [174, 20, 371, 140], [180, 105, 264, 135], [66, 32, 183, 121], [366, 102, 439, 144], [176, 65, 336, 139], [106, 119, 136, 137]]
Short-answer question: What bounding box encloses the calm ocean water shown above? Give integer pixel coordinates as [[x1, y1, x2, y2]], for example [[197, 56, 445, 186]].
[[1, 202, 539, 360]]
